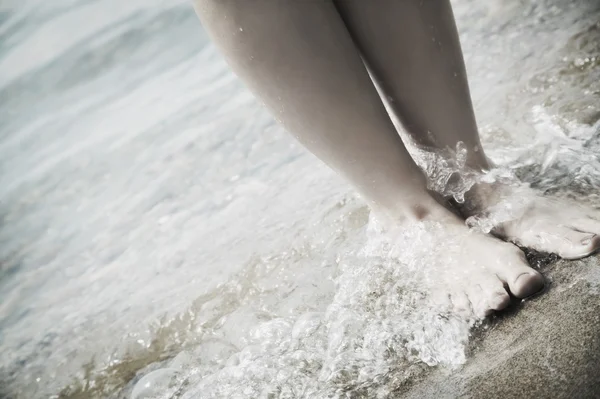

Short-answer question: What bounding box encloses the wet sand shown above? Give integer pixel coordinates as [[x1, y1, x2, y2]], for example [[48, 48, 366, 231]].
[[1, 0, 599, 398]]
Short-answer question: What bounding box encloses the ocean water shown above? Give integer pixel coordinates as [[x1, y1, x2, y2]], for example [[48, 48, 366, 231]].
[[0, 0, 599, 398]]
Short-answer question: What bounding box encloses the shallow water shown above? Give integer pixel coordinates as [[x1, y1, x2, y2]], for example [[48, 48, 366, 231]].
[[0, 0, 599, 398]]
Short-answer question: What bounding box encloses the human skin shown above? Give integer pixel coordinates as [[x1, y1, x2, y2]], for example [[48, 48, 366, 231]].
[[193, 0, 600, 316]]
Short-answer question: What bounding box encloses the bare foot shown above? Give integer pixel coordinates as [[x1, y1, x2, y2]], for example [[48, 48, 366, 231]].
[[460, 182, 600, 260], [377, 200, 545, 318]]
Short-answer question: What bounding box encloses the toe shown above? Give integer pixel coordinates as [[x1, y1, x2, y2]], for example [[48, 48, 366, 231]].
[[496, 249, 545, 298], [546, 227, 600, 260], [513, 222, 600, 259], [487, 290, 511, 310], [566, 217, 600, 259], [561, 232, 600, 260], [509, 270, 545, 298], [450, 291, 473, 317], [484, 286, 512, 311], [508, 220, 600, 260], [477, 276, 512, 311], [465, 285, 493, 318]]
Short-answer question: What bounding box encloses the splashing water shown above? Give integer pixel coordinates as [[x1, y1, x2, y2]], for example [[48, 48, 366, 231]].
[[1, 0, 599, 398], [125, 217, 481, 399]]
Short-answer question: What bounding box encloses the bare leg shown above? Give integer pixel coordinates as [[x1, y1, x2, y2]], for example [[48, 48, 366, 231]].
[[193, 0, 543, 316], [336, 0, 600, 259], [334, 0, 489, 171], [193, 0, 432, 220]]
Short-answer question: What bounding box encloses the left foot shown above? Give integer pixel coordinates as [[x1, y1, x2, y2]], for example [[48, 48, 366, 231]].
[[459, 182, 600, 260]]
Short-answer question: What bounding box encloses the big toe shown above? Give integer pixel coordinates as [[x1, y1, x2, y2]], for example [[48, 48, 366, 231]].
[[542, 227, 600, 260], [511, 270, 545, 298], [568, 216, 600, 259], [564, 232, 600, 260], [497, 250, 545, 298]]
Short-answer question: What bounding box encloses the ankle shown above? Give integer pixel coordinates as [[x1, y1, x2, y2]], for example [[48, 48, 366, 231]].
[[370, 190, 460, 226], [457, 172, 532, 217]]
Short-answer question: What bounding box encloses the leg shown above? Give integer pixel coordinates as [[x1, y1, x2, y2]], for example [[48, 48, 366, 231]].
[[193, 0, 432, 220], [335, 0, 600, 259], [334, 0, 489, 171], [193, 0, 543, 316]]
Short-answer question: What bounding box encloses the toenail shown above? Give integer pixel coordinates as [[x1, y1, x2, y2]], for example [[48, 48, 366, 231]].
[[515, 272, 535, 282], [513, 272, 545, 297], [581, 234, 596, 245]]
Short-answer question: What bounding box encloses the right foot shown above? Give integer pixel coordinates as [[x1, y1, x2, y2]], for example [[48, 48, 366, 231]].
[[379, 202, 545, 318]]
